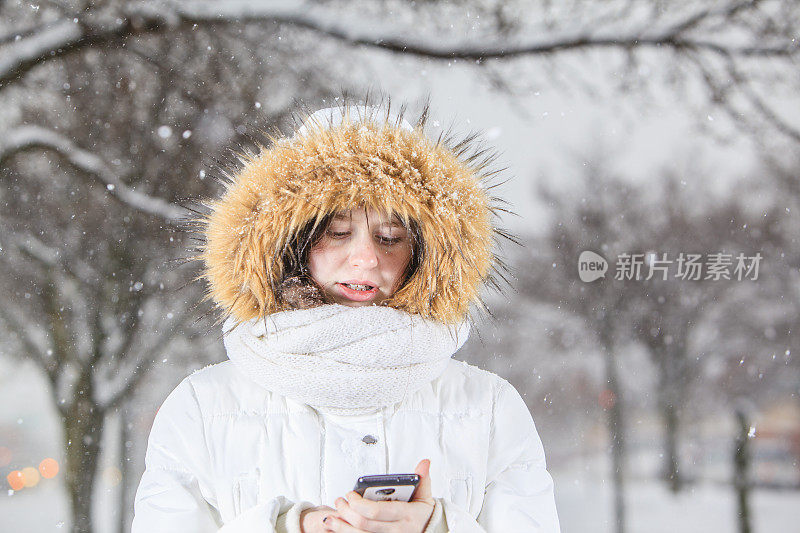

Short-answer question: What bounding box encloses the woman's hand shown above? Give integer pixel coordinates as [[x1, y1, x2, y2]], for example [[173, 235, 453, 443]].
[[300, 505, 337, 533], [325, 459, 436, 533]]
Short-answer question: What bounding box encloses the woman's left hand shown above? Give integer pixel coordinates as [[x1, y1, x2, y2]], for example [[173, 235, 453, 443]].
[[326, 459, 436, 533]]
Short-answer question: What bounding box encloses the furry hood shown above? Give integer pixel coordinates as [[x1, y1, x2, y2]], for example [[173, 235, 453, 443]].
[[197, 102, 511, 326]]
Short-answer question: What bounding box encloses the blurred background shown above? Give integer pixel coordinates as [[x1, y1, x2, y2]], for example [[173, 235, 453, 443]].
[[1, 1, 798, 532]]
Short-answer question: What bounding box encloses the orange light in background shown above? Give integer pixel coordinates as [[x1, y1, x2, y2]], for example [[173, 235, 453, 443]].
[[7, 470, 24, 491], [103, 466, 122, 487], [599, 389, 616, 410], [39, 458, 59, 479], [0, 446, 11, 467], [22, 466, 40, 488]]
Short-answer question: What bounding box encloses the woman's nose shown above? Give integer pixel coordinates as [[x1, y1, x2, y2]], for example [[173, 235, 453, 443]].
[[348, 234, 379, 269]]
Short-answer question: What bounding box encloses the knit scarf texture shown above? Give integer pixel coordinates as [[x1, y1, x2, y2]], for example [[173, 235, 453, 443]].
[[222, 304, 471, 415]]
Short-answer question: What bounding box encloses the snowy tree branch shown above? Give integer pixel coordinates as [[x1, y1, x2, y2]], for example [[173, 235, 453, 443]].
[[0, 234, 95, 378], [1, 126, 188, 221], [0, 1, 795, 89], [3, 231, 97, 287], [0, 17, 86, 85], [123, 44, 210, 110], [101, 307, 198, 410], [722, 57, 800, 143], [683, 47, 800, 144], [0, 301, 54, 375], [102, 304, 148, 370], [660, 0, 761, 36], [0, 241, 72, 380]]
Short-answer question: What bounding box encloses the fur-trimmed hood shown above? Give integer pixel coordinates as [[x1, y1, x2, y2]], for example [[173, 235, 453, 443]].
[[197, 102, 510, 325]]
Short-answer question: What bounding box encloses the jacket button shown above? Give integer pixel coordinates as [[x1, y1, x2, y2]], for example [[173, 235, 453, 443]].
[[362, 434, 378, 445]]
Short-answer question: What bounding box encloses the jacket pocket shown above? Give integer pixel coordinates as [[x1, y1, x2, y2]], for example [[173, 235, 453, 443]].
[[232, 470, 261, 516], [448, 475, 473, 512]]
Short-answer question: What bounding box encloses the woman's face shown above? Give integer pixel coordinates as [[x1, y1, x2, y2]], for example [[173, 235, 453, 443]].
[[308, 208, 413, 307]]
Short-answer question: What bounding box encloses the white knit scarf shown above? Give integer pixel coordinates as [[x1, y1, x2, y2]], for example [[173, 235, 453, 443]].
[[222, 305, 471, 415]]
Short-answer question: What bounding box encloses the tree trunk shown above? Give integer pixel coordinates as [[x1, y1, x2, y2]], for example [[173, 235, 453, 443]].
[[601, 328, 626, 533], [734, 408, 752, 533], [661, 402, 682, 492], [63, 377, 105, 533], [654, 344, 685, 493], [117, 404, 132, 533]]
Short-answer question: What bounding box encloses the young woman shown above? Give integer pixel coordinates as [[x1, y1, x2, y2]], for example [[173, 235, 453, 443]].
[[132, 102, 560, 532]]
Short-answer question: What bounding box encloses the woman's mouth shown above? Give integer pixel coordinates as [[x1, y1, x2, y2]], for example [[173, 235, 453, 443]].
[[337, 282, 380, 302]]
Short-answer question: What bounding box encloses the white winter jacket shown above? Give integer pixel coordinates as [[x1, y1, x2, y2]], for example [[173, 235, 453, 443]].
[[132, 358, 560, 532]]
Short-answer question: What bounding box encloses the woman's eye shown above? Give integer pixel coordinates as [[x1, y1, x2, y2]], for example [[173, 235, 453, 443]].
[[327, 231, 350, 239], [377, 235, 402, 245]]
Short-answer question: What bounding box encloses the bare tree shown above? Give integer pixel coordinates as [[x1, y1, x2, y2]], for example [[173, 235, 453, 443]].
[[0, 0, 798, 142], [519, 162, 651, 533], [618, 177, 774, 492], [0, 162, 200, 533], [0, 21, 342, 532], [520, 158, 793, 529]]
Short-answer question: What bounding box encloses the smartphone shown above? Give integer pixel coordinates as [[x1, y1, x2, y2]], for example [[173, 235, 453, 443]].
[[353, 473, 420, 502]]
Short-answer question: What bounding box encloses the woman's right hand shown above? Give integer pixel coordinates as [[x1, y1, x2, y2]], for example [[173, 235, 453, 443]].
[[300, 505, 337, 533]]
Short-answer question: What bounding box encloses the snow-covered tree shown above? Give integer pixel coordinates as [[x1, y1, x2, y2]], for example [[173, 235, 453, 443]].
[[1, 0, 798, 143], [0, 24, 338, 533], [519, 155, 798, 530]]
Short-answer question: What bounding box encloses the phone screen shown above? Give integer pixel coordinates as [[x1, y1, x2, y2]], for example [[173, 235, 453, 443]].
[[362, 484, 417, 501], [354, 474, 420, 502]]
